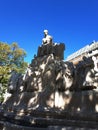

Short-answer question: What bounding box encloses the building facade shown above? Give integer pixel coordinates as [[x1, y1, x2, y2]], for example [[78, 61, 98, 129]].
[[66, 41, 98, 70]]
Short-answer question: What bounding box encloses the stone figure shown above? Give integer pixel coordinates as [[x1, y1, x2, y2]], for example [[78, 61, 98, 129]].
[[42, 30, 53, 45], [75, 56, 97, 90], [8, 71, 22, 93], [8, 69, 29, 93], [55, 61, 75, 92]]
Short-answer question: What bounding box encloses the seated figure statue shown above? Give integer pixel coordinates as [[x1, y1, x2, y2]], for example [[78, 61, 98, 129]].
[[37, 30, 65, 60], [42, 30, 53, 45]]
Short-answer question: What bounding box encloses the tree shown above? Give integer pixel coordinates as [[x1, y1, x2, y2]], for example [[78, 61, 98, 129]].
[[0, 42, 28, 102]]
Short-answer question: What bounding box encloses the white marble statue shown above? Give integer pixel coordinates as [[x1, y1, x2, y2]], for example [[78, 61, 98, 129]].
[[42, 30, 53, 45]]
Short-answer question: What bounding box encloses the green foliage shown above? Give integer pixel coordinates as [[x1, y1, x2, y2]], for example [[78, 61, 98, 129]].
[[0, 42, 28, 102]]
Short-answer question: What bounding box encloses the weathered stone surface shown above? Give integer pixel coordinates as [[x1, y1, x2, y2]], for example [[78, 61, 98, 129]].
[[1, 90, 98, 129], [2, 89, 98, 113], [37, 43, 65, 60], [4, 54, 76, 111]]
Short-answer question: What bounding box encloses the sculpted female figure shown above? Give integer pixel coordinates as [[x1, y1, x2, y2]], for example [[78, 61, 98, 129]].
[[42, 30, 53, 45]]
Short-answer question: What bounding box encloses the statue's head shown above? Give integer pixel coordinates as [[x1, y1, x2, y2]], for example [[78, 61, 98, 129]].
[[44, 29, 48, 35]]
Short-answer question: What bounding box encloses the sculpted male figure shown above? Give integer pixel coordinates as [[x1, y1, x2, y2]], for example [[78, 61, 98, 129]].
[[42, 30, 53, 45]]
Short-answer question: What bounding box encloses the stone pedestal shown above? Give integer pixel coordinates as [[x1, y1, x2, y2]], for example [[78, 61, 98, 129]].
[[1, 90, 98, 129]]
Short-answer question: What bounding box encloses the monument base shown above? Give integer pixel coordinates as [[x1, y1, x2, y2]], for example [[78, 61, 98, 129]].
[[1, 90, 98, 129]]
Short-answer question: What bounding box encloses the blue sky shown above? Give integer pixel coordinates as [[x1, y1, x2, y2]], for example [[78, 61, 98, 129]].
[[0, 0, 98, 63]]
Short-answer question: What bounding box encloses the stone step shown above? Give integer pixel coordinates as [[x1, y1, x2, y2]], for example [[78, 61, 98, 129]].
[[1, 111, 98, 129], [10, 108, 98, 123], [0, 120, 98, 130]]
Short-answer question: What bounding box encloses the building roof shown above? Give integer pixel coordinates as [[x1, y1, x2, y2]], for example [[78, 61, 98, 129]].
[[66, 41, 98, 61]]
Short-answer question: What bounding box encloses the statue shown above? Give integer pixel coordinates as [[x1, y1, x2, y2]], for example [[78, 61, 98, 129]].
[[37, 30, 65, 60], [42, 30, 53, 45]]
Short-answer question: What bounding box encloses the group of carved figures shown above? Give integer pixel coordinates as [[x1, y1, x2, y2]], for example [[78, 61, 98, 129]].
[[7, 30, 98, 110], [8, 54, 98, 95]]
